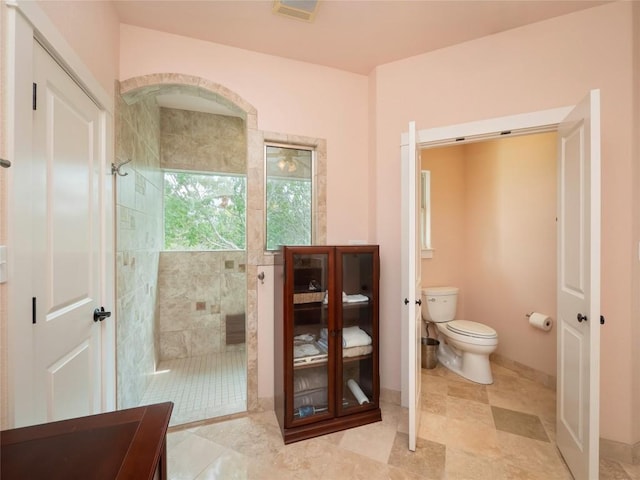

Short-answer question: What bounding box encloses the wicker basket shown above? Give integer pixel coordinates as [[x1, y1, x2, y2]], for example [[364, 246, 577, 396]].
[[293, 292, 325, 304]]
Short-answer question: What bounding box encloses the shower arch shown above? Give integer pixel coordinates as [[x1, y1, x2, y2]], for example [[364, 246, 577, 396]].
[[119, 73, 261, 413]]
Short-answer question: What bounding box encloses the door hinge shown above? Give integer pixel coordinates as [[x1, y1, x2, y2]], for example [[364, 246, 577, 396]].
[[32, 297, 36, 324], [32, 83, 37, 110]]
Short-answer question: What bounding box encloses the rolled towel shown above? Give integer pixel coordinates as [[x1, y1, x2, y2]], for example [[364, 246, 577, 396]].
[[347, 379, 370, 405]]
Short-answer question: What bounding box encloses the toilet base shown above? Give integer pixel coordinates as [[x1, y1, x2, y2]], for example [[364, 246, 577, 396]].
[[437, 341, 494, 384]]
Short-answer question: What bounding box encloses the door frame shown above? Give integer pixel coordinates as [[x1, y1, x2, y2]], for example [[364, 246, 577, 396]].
[[4, 1, 115, 427], [402, 103, 595, 447]]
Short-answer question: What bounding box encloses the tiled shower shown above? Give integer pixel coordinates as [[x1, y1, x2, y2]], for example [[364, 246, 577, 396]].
[[115, 88, 247, 425]]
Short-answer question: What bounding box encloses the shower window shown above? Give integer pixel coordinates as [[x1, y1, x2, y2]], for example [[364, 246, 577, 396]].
[[163, 171, 246, 251], [265, 144, 314, 251]]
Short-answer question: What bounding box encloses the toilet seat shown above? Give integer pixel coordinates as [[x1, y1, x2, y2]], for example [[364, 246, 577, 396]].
[[446, 320, 497, 339]]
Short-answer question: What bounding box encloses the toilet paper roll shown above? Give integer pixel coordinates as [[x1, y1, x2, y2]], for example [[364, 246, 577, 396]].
[[347, 379, 370, 405], [529, 312, 553, 332]]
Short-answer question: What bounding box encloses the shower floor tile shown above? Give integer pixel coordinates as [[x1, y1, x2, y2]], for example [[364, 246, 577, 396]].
[[140, 350, 247, 427]]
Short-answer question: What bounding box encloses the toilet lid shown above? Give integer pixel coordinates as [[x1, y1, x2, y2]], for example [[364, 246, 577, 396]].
[[446, 320, 497, 339]]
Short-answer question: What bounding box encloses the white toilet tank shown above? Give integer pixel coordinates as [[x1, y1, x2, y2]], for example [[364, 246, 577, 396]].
[[421, 287, 459, 323]]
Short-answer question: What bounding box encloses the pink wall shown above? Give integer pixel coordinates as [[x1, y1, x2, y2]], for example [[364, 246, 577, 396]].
[[420, 145, 466, 318], [36, 0, 120, 98], [374, 1, 637, 445], [119, 25, 371, 245], [465, 134, 557, 376]]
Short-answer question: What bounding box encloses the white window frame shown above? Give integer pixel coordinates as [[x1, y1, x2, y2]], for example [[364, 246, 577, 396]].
[[421, 170, 434, 258], [263, 142, 316, 252]]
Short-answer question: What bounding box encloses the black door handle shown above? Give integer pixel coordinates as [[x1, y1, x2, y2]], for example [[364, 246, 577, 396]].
[[94, 307, 111, 322], [577, 313, 588, 323], [416, 299, 422, 306]]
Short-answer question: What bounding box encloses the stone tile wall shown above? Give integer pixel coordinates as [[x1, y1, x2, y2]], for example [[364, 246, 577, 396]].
[[115, 91, 163, 409], [160, 107, 246, 173], [158, 251, 246, 359], [158, 108, 248, 360]]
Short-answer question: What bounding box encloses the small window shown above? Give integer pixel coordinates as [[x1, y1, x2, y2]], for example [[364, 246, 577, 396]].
[[265, 144, 314, 251], [164, 171, 246, 251], [421, 170, 433, 258]]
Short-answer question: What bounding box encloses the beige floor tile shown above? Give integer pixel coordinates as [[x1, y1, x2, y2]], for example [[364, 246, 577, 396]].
[[599, 458, 634, 480], [194, 416, 284, 460], [167, 432, 226, 480], [397, 406, 410, 435], [445, 447, 508, 480], [388, 432, 446, 480], [379, 401, 405, 430], [447, 381, 489, 404], [621, 461, 640, 480], [421, 370, 451, 393], [444, 417, 501, 458], [339, 417, 397, 463], [502, 462, 571, 480], [193, 447, 287, 480], [491, 406, 549, 442], [496, 430, 572, 478], [418, 411, 447, 445], [421, 390, 447, 416], [447, 396, 494, 428]]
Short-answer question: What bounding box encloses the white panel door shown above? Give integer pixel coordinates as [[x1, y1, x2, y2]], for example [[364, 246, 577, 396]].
[[31, 41, 104, 423], [401, 121, 422, 451], [556, 90, 601, 479]]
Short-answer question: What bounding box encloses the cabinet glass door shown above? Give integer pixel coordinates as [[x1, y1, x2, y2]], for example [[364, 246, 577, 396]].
[[337, 248, 378, 414], [289, 250, 333, 422]]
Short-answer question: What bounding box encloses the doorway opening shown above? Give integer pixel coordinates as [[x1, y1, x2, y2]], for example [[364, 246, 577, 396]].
[[419, 131, 558, 388]]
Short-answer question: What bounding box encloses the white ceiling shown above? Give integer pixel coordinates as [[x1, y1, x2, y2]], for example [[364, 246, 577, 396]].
[[114, 0, 610, 75]]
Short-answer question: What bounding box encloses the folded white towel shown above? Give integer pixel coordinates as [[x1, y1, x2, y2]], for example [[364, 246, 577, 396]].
[[342, 326, 372, 348], [342, 344, 373, 358], [344, 293, 369, 303], [320, 326, 371, 348]]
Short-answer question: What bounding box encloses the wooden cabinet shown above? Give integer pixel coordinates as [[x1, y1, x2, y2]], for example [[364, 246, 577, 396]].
[[274, 245, 381, 443], [0, 402, 173, 480]]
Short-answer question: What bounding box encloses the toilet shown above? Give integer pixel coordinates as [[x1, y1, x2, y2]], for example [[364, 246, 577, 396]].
[[421, 286, 498, 384]]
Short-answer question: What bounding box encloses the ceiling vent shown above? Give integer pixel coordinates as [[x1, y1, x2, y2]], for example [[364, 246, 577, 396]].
[[273, 0, 319, 22]]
